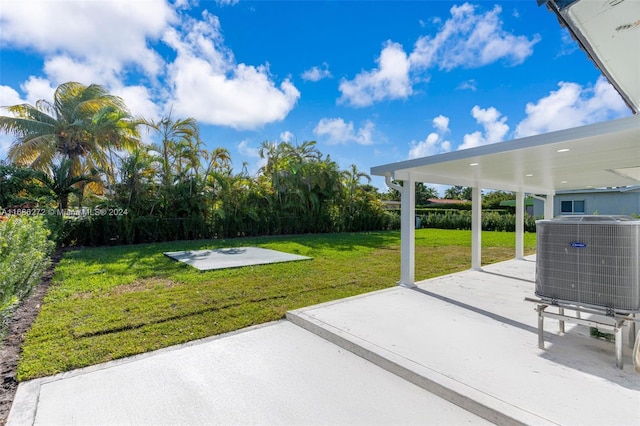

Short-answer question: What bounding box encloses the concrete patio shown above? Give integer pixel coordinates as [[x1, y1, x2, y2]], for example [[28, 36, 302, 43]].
[[8, 256, 640, 425]]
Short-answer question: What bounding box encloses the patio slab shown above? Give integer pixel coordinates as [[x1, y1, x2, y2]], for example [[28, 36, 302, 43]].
[[164, 247, 311, 271], [7, 322, 487, 426], [289, 256, 640, 426], [9, 255, 639, 425]]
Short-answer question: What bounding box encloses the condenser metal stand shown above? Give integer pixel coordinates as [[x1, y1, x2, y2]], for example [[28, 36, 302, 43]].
[[525, 297, 639, 370]]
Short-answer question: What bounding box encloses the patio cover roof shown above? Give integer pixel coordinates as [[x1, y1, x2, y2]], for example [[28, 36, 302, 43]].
[[371, 114, 640, 195], [538, 0, 640, 114]]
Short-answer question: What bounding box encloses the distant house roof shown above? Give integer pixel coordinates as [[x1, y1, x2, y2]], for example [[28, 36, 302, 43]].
[[426, 198, 470, 205], [538, 0, 639, 114], [555, 185, 640, 195], [381, 200, 401, 210]]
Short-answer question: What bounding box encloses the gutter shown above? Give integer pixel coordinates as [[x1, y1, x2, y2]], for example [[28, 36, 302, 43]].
[[385, 175, 403, 192]]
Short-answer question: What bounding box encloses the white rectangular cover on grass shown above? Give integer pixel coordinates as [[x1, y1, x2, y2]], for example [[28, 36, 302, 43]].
[[164, 247, 311, 271]]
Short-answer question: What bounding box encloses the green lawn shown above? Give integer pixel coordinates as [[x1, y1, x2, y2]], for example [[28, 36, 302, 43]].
[[18, 229, 536, 381]]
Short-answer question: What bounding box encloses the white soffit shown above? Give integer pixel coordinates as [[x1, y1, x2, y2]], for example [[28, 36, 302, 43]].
[[371, 115, 640, 194], [553, 0, 640, 113]]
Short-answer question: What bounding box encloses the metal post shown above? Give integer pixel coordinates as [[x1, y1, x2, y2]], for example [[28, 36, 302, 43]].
[[634, 328, 640, 373], [615, 323, 623, 369], [558, 307, 565, 333], [537, 305, 545, 349], [399, 175, 416, 288], [629, 313, 636, 349], [471, 186, 482, 270], [515, 191, 524, 259]]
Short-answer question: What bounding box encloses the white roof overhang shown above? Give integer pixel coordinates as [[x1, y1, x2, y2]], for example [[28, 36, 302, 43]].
[[539, 0, 640, 114], [371, 115, 640, 195]]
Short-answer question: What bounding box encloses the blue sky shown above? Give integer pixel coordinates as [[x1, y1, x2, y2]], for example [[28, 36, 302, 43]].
[[0, 0, 632, 194]]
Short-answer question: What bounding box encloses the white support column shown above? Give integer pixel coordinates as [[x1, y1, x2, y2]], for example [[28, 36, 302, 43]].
[[515, 191, 524, 260], [544, 192, 554, 219], [399, 175, 416, 287], [471, 186, 482, 271]]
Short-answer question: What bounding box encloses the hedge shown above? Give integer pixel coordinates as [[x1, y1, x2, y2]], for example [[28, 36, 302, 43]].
[[57, 210, 402, 247], [418, 210, 537, 232], [0, 215, 54, 326]]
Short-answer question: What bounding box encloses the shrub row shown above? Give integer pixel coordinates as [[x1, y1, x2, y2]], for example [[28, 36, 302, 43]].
[[418, 210, 537, 232], [415, 208, 510, 216], [58, 210, 402, 247], [0, 216, 54, 328], [16, 209, 534, 248]]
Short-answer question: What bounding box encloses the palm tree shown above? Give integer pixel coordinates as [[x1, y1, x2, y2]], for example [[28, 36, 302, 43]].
[[0, 82, 140, 206], [35, 158, 93, 209], [115, 148, 159, 215], [258, 140, 341, 233], [144, 115, 199, 189], [144, 115, 200, 215], [342, 164, 371, 201]]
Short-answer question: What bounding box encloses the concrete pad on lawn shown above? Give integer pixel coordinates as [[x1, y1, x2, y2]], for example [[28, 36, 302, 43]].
[[164, 247, 311, 271], [7, 321, 489, 426]]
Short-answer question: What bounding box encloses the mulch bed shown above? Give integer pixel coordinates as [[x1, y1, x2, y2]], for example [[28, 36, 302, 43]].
[[0, 249, 64, 425]]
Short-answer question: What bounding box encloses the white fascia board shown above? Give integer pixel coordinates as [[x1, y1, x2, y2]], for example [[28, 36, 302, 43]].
[[390, 171, 552, 194], [371, 115, 640, 194], [562, 0, 640, 114], [371, 115, 640, 178]]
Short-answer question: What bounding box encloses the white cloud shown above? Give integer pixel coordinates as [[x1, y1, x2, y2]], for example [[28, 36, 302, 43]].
[[0, 134, 11, 160], [280, 131, 294, 142], [111, 85, 162, 121], [457, 79, 477, 91], [0, 85, 27, 108], [165, 11, 300, 129], [339, 3, 538, 107], [237, 139, 261, 158], [19, 77, 56, 106], [0, 0, 172, 78], [237, 139, 266, 174], [0, 86, 28, 159], [433, 115, 450, 133], [173, 0, 195, 9], [215, 0, 239, 6], [409, 3, 539, 71], [459, 106, 509, 150], [0, 80, 56, 159], [556, 28, 579, 58], [313, 118, 375, 145], [514, 77, 629, 138], [301, 63, 332, 82], [0, 0, 173, 129], [43, 56, 122, 88], [408, 115, 452, 159], [1, 4, 299, 131], [338, 41, 411, 107]]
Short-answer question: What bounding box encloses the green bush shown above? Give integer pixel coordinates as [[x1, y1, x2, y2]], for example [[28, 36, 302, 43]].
[[57, 208, 534, 247], [418, 211, 537, 232], [61, 215, 211, 246], [57, 203, 400, 246], [0, 215, 54, 318]]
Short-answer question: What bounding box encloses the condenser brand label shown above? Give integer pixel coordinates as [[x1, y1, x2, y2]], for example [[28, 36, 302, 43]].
[[570, 242, 587, 248]]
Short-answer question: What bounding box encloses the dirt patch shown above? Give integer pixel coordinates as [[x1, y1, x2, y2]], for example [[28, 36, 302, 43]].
[[110, 277, 179, 295], [70, 277, 180, 300], [0, 249, 64, 425]]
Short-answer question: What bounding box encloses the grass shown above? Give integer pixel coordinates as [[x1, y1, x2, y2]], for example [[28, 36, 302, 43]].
[[17, 229, 536, 381]]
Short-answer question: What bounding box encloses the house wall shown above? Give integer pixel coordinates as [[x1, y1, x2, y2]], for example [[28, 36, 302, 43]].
[[553, 190, 640, 216], [532, 199, 545, 217]]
